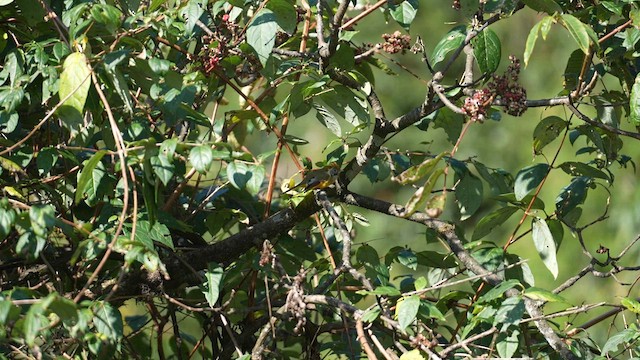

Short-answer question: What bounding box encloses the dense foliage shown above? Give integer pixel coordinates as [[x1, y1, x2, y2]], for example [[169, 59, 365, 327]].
[[1, 0, 640, 358]]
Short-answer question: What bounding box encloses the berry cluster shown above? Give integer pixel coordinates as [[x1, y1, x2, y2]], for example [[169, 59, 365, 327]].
[[462, 56, 527, 122], [488, 55, 527, 116], [381, 31, 412, 54], [200, 14, 236, 75], [452, 0, 461, 10]]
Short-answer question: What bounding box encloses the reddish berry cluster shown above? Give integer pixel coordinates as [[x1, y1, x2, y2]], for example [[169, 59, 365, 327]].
[[381, 31, 411, 54], [462, 56, 527, 121], [487, 56, 527, 116], [200, 13, 236, 75], [452, 0, 461, 10], [463, 88, 492, 122]]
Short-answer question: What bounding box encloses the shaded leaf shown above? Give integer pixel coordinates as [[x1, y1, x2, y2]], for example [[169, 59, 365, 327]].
[[202, 263, 224, 307], [514, 163, 549, 201], [75, 150, 108, 205], [396, 295, 420, 330], [456, 172, 483, 220], [555, 176, 591, 216], [472, 206, 518, 240], [533, 116, 567, 154], [390, 0, 418, 31], [190, 145, 213, 173], [247, 9, 277, 66], [431, 26, 466, 67]]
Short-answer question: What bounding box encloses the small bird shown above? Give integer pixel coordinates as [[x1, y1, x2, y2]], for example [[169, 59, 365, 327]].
[[284, 163, 340, 193]]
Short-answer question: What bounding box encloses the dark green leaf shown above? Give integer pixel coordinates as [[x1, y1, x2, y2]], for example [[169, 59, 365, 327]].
[[558, 161, 609, 182], [494, 296, 525, 328], [315, 104, 341, 137], [533, 116, 567, 154], [601, 328, 640, 355], [496, 329, 519, 358], [150, 155, 174, 186], [266, 0, 297, 34], [75, 150, 107, 205], [472, 28, 501, 74], [396, 152, 447, 185], [431, 26, 466, 67], [456, 172, 483, 220], [514, 163, 549, 201], [555, 176, 591, 216], [405, 168, 444, 217], [472, 206, 518, 240], [522, 0, 562, 14]]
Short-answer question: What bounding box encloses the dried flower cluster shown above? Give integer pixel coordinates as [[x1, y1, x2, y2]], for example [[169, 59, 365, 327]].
[[200, 14, 237, 75], [381, 31, 412, 54], [462, 55, 527, 122]]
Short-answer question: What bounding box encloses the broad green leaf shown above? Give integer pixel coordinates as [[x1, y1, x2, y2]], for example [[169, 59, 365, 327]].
[[419, 301, 446, 321], [182, 0, 205, 36], [533, 116, 567, 154], [558, 161, 609, 181], [414, 276, 428, 290], [361, 307, 381, 323], [431, 26, 466, 67], [416, 251, 457, 269], [390, 0, 418, 31], [247, 9, 277, 66], [601, 327, 640, 355], [472, 206, 518, 240], [539, 15, 554, 39], [524, 287, 567, 303], [621, 297, 640, 314], [472, 28, 501, 74], [397, 249, 418, 270], [150, 155, 174, 186], [494, 296, 525, 328], [227, 161, 264, 195], [190, 145, 213, 173], [477, 279, 521, 304], [24, 301, 47, 346], [456, 172, 483, 220], [75, 150, 107, 205], [0, 200, 16, 240], [601, 1, 623, 16], [90, 4, 122, 34], [49, 296, 78, 325], [514, 163, 549, 201], [561, 14, 591, 54], [433, 107, 464, 144], [396, 152, 447, 185], [555, 176, 591, 216], [202, 263, 224, 307], [328, 43, 355, 71], [315, 104, 341, 137], [92, 302, 123, 342], [149, 0, 167, 11], [105, 68, 133, 113], [29, 204, 55, 238], [547, 218, 564, 249], [532, 218, 558, 279], [629, 73, 640, 127], [496, 329, 519, 358], [396, 295, 420, 330], [58, 52, 91, 135], [266, 0, 297, 34], [245, 164, 265, 195], [522, 0, 562, 14]]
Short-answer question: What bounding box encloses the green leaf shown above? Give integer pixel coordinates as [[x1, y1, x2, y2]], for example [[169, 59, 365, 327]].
[[431, 26, 466, 67], [416, 251, 457, 268], [328, 43, 355, 71], [357, 286, 401, 296], [245, 164, 265, 195], [399, 350, 427, 360], [227, 161, 265, 195], [361, 307, 381, 323], [396, 152, 447, 185], [601, 328, 640, 355], [182, 0, 205, 36], [396, 295, 420, 330], [472, 206, 518, 240], [405, 168, 444, 217], [92, 302, 123, 342], [477, 279, 521, 304], [90, 4, 122, 34], [533, 116, 567, 154], [389, 0, 418, 31], [75, 150, 107, 205], [561, 14, 591, 54], [620, 297, 640, 314], [150, 155, 174, 186], [496, 329, 519, 358], [266, 0, 297, 34], [524, 287, 567, 303], [105, 67, 133, 113], [0, 199, 16, 240], [189, 145, 213, 173], [58, 52, 91, 135], [472, 28, 501, 74], [558, 162, 609, 182], [532, 217, 558, 279], [315, 104, 341, 137], [514, 163, 549, 201], [629, 73, 640, 127], [419, 301, 446, 321], [494, 296, 525, 328], [455, 172, 483, 220], [202, 263, 224, 307], [522, 0, 562, 14], [556, 176, 591, 217], [49, 296, 78, 325], [397, 249, 418, 270], [247, 9, 278, 66]]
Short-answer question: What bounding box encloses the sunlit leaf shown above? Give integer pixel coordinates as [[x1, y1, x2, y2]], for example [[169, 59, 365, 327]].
[[396, 295, 420, 330], [532, 217, 558, 279], [472, 28, 501, 74]]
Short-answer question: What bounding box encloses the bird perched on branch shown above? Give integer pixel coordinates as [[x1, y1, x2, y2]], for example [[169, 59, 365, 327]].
[[284, 162, 340, 193]]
